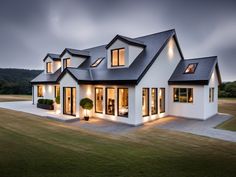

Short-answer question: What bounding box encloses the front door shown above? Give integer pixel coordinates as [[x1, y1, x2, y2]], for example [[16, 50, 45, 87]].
[[63, 87, 76, 116]]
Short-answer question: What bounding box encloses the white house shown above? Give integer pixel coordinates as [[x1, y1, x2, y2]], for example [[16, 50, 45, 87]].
[[31, 29, 222, 126]]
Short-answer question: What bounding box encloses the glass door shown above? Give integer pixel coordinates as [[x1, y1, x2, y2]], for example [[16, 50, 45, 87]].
[[63, 87, 76, 116], [159, 88, 165, 113]]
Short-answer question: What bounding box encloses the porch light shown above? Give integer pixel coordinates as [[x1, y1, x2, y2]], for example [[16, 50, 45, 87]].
[[49, 86, 52, 93], [87, 88, 92, 96]]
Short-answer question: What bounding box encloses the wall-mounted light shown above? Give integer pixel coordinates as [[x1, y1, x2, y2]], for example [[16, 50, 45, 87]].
[[168, 39, 174, 59]]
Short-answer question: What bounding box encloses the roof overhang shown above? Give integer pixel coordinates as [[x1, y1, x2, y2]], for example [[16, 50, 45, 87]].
[[60, 48, 90, 58]]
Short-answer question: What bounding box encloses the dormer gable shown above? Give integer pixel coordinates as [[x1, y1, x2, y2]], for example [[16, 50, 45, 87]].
[[60, 48, 90, 71], [43, 53, 61, 74], [106, 35, 146, 69]]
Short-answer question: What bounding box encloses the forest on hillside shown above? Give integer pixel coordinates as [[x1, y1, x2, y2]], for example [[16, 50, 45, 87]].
[[219, 81, 236, 98], [0, 69, 42, 95]]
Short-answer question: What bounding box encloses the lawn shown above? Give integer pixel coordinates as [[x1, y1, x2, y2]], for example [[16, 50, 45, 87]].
[[216, 98, 236, 131], [0, 97, 236, 177], [0, 94, 31, 102]]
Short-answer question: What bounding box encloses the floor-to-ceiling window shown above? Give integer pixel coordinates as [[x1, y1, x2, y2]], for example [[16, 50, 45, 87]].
[[106, 88, 115, 115], [142, 88, 149, 116], [151, 88, 158, 115], [160, 88, 165, 113], [55, 86, 60, 98], [63, 87, 76, 116], [95, 87, 103, 113], [118, 88, 128, 117]]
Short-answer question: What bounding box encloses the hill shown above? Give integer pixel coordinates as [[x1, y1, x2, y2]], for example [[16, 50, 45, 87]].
[[0, 68, 42, 95]]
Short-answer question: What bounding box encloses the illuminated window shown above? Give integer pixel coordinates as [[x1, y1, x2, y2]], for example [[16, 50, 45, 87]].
[[55, 86, 60, 98], [46, 62, 52, 73], [173, 88, 193, 103], [209, 87, 214, 102], [151, 88, 158, 115], [118, 88, 128, 117], [63, 58, 71, 69], [95, 87, 103, 113], [106, 88, 115, 115], [111, 48, 125, 67], [184, 63, 197, 74], [160, 88, 165, 113], [91, 57, 104, 67], [37, 85, 43, 97], [142, 88, 149, 116]]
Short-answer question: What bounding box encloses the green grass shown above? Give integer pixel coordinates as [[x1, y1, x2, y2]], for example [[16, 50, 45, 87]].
[[0, 94, 31, 102], [216, 98, 236, 131], [0, 108, 236, 177]]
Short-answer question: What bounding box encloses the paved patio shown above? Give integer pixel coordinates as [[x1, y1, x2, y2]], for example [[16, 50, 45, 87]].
[[0, 101, 235, 142]]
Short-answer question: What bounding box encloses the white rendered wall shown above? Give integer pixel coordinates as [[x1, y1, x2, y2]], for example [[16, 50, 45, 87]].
[[107, 39, 143, 68], [59, 73, 80, 117], [203, 68, 219, 119], [135, 37, 182, 125], [33, 84, 58, 104], [61, 52, 86, 72], [44, 57, 61, 73]]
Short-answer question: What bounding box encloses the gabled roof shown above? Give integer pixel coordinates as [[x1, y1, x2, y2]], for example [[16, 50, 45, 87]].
[[60, 48, 90, 58], [106, 34, 146, 49], [168, 56, 222, 85], [31, 68, 61, 84], [43, 53, 60, 62]]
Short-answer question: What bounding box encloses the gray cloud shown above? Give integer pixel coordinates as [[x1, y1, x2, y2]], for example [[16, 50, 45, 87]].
[[0, 0, 235, 81]]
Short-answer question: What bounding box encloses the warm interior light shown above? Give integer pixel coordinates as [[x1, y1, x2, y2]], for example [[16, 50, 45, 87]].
[[168, 39, 174, 59]]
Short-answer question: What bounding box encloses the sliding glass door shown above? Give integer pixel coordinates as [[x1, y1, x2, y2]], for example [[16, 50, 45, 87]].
[[63, 87, 76, 116]]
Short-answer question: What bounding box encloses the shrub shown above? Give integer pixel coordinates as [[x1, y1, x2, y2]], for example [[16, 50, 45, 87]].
[[80, 98, 93, 110], [55, 96, 60, 104], [38, 99, 44, 104], [38, 99, 54, 105]]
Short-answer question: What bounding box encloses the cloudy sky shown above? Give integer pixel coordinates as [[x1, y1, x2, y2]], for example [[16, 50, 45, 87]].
[[0, 0, 235, 81]]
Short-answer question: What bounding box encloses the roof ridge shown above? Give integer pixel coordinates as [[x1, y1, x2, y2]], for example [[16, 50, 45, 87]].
[[134, 29, 175, 40], [185, 56, 217, 60]]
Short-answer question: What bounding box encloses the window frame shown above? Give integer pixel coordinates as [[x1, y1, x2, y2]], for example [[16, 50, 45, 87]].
[[117, 88, 129, 117], [46, 62, 52, 73], [151, 88, 158, 115], [111, 48, 125, 67], [95, 87, 103, 114], [90, 57, 104, 68], [37, 85, 43, 97], [54, 86, 60, 98], [105, 87, 115, 115], [173, 88, 193, 103], [142, 88, 150, 117], [209, 87, 214, 102], [160, 88, 165, 113], [63, 58, 70, 69], [184, 63, 198, 74]]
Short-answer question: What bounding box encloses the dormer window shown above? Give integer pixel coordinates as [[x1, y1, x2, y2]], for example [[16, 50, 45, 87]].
[[111, 48, 125, 67], [63, 58, 71, 69], [46, 62, 52, 73], [184, 63, 197, 74], [91, 57, 104, 67]]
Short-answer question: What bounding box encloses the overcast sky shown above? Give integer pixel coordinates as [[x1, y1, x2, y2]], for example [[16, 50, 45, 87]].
[[0, 0, 235, 81]]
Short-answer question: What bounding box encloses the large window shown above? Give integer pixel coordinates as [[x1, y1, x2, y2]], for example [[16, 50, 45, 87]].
[[209, 87, 214, 102], [63, 58, 71, 69], [184, 63, 197, 74], [46, 62, 52, 73], [55, 86, 60, 98], [118, 88, 128, 117], [95, 87, 103, 113], [160, 88, 165, 113], [106, 88, 115, 115], [151, 88, 158, 115], [173, 88, 193, 103], [142, 88, 149, 116], [37, 85, 43, 97], [111, 48, 125, 67], [63, 87, 76, 116]]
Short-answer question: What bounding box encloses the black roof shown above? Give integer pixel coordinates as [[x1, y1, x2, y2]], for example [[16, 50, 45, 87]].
[[43, 53, 60, 62], [168, 56, 222, 85], [60, 48, 90, 58], [31, 68, 61, 84]]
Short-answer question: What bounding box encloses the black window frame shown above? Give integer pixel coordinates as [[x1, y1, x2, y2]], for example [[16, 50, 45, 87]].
[[209, 87, 214, 102], [160, 88, 165, 113], [142, 88, 150, 117], [95, 87, 103, 114], [63, 87, 76, 116], [63, 58, 70, 69], [117, 88, 129, 117], [46, 62, 52, 73], [111, 48, 125, 67], [184, 63, 198, 74], [173, 88, 193, 103], [151, 88, 158, 115], [37, 85, 43, 97], [105, 87, 115, 115], [90, 57, 104, 68], [54, 86, 60, 98]]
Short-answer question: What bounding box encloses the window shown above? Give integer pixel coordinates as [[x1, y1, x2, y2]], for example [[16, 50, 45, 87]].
[[111, 48, 125, 67], [63, 87, 76, 116], [55, 86, 60, 98], [63, 58, 71, 69], [37, 85, 43, 97], [160, 88, 165, 113], [173, 88, 193, 103], [151, 88, 158, 115], [184, 63, 197, 74], [95, 87, 103, 113], [142, 88, 149, 116], [106, 88, 115, 115], [46, 62, 52, 73], [209, 87, 214, 102], [91, 57, 104, 67], [118, 88, 128, 117]]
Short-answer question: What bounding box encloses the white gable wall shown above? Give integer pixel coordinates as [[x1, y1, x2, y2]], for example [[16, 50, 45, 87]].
[[44, 57, 61, 73], [61, 52, 86, 72], [134, 37, 182, 125]]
